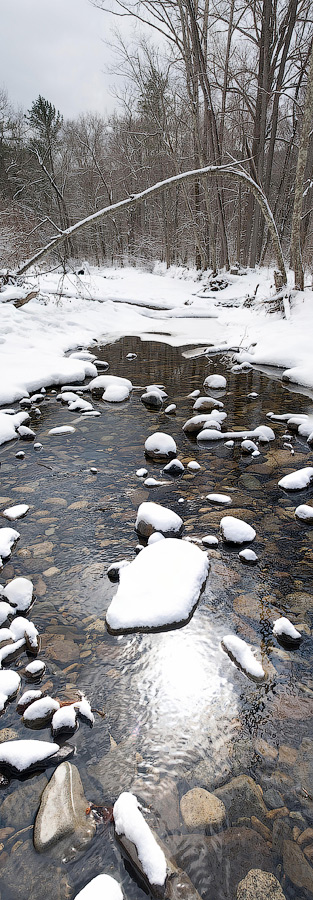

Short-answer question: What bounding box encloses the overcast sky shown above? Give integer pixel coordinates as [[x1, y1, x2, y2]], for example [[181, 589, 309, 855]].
[[1, 0, 127, 119]]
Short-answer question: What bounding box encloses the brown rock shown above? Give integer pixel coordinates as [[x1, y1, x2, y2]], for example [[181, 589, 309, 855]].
[[298, 827, 313, 847], [180, 788, 226, 830], [31, 541, 54, 557], [283, 839, 313, 894], [215, 775, 269, 825], [304, 845, 313, 863], [255, 738, 278, 765], [266, 808, 289, 821], [236, 868, 286, 900], [278, 744, 298, 768], [251, 816, 272, 842]]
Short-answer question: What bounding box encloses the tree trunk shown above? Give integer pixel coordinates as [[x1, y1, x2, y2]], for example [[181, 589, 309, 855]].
[[290, 40, 313, 290]]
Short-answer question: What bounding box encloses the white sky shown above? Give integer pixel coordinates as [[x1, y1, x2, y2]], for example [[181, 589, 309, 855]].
[[1, 0, 126, 119]]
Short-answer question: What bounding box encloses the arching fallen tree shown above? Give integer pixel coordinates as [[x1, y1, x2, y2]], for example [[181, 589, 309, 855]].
[[15, 163, 287, 286]]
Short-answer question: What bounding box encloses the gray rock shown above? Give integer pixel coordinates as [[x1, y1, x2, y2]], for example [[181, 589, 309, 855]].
[[34, 761, 95, 852], [263, 789, 285, 810], [0, 774, 47, 831], [297, 737, 313, 797], [236, 869, 286, 900], [215, 775, 269, 825], [116, 828, 202, 899], [272, 816, 292, 857], [180, 788, 226, 830]]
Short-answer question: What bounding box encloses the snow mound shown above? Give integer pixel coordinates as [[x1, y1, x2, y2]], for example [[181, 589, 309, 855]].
[[49, 426, 76, 435], [221, 635, 265, 681], [74, 874, 123, 900], [273, 617, 302, 644], [238, 548, 258, 564], [0, 601, 15, 627], [106, 537, 209, 632], [183, 413, 226, 434], [220, 516, 256, 544], [52, 704, 77, 735], [0, 739, 60, 772], [2, 504, 29, 521], [203, 374, 227, 389], [1, 577, 33, 613], [207, 493, 231, 505], [88, 374, 132, 393], [278, 467, 313, 490], [187, 460, 201, 470], [113, 792, 167, 887], [25, 659, 46, 679], [0, 529, 20, 565], [295, 504, 313, 521], [136, 468, 148, 477], [202, 535, 218, 547], [145, 432, 176, 459], [103, 384, 130, 402], [136, 502, 183, 538], [0, 669, 21, 712], [23, 696, 60, 726], [193, 396, 224, 411]]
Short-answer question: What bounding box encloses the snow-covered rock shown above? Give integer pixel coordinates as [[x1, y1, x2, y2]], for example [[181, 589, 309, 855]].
[[298, 417, 313, 438], [278, 467, 313, 490], [74, 875, 124, 900], [207, 493, 231, 505], [193, 396, 224, 412], [106, 537, 209, 632], [221, 635, 265, 681], [187, 460, 201, 470], [0, 637, 26, 667], [188, 390, 200, 399], [1, 577, 33, 613], [241, 439, 259, 454], [0, 669, 21, 712], [163, 458, 184, 476], [25, 659, 46, 679], [0, 601, 15, 627], [273, 617, 302, 645], [136, 468, 148, 477], [51, 704, 77, 736], [144, 477, 167, 486], [74, 697, 94, 726], [0, 627, 14, 648], [202, 535, 218, 547], [141, 390, 163, 409], [144, 432, 176, 460], [49, 425, 76, 435], [220, 516, 256, 544], [0, 739, 60, 773], [17, 425, 36, 440], [103, 384, 130, 402], [147, 532, 165, 544], [10, 617, 39, 652], [113, 792, 167, 887], [107, 559, 130, 582], [165, 403, 176, 414], [203, 374, 227, 390], [88, 374, 132, 394], [23, 696, 60, 728], [198, 425, 275, 443], [295, 504, 313, 522], [183, 413, 225, 435], [68, 397, 94, 412], [17, 689, 43, 714], [135, 502, 183, 538], [238, 548, 258, 564], [0, 528, 20, 565], [2, 504, 29, 521]]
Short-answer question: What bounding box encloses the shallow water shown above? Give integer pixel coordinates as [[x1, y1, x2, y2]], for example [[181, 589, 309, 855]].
[[0, 337, 312, 899]]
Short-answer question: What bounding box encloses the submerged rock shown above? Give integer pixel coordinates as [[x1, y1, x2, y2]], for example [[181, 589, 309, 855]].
[[236, 869, 286, 900], [180, 788, 226, 830], [214, 775, 268, 825], [34, 761, 95, 852]]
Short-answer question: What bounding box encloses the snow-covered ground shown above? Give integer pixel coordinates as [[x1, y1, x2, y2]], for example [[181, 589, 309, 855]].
[[0, 264, 313, 415]]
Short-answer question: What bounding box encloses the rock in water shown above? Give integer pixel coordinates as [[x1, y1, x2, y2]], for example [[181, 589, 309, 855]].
[[180, 788, 226, 830], [135, 501, 183, 538], [220, 516, 256, 544], [74, 875, 124, 899], [236, 869, 287, 900], [145, 432, 177, 460], [34, 761, 96, 851]]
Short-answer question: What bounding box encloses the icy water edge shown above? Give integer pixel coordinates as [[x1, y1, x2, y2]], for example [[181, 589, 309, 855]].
[[0, 337, 312, 900]]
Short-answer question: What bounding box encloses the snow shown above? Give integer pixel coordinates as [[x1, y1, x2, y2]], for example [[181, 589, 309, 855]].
[[148, 532, 165, 544], [165, 403, 176, 414], [0, 601, 14, 627], [135, 502, 183, 537], [220, 516, 256, 544], [0, 267, 312, 415], [183, 413, 226, 434], [238, 548, 258, 563], [221, 635, 265, 681], [103, 384, 130, 402], [88, 374, 132, 392], [187, 460, 201, 470], [68, 397, 94, 412], [136, 468, 148, 477], [0, 637, 26, 666], [0, 670, 21, 712], [273, 617, 301, 642], [10, 617, 39, 650], [198, 425, 275, 443], [202, 535, 219, 547], [203, 374, 227, 389], [51, 704, 77, 733], [145, 432, 177, 459], [49, 425, 76, 435], [106, 537, 209, 632], [1, 577, 33, 613], [207, 493, 231, 504], [0, 528, 20, 565], [278, 467, 313, 490], [17, 689, 43, 712], [295, 504, 313, 521], [193, 396, 224, 411], [75, 697, 94, 725], [113, 792, 167, 887], [74, 874, 124, 900], [25, 659, 46, 677], [0, 739, 60, 771], [23, 696, 60, 724]]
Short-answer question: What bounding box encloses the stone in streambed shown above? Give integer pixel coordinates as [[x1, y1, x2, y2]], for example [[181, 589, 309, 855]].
[[236, 869, 286, 900], [283, 839, 313, 894], [214, 775, 269, 825], [0, 774, 48, 831], [34, 761, 95, 852], [180, 787, 226, 830]]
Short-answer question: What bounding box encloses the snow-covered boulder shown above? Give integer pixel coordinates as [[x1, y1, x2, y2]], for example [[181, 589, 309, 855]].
[[183, 413, 225, 435], [193, 396, 224, 412], [187, 460, 201, 470], [106, 537, 209, 632], [295, 504, 313, 522], [241, 439, 259, 454], [68, 397, 94, 412], [1, 577, 33, 613], [220, 516, 256, 544], [23, 696, 60, 728], [203, 374, 227, 390], [2, 504, 29, 521], [0, 600, 15, 627], [0, 528, 20, 566], [165, 403, 176, 415], [25, 659, 46, 680], [135, 502, 183, 538], [0, 739, 61, 774], [17, 689, 43, 714], [51, 704, 78, 736], [74, 875, 124, 900], [107, 559, 130, 582], [202, 535, 218, 547], [207, 493, 231, 505], [238, 548, 258, 565], [0, 669, 21, 712], [113, 792, 167, 888], [49, 425, 75, 435], [144, 432, 176, 460], [10, 617, 39, 652], [88, 374, 132, 396], [221, 635, 265, 681], [163, 458, 184, 476], [278, 467, 313, 490], [141, 390, 163, 410], [273, 617, 302, 646]]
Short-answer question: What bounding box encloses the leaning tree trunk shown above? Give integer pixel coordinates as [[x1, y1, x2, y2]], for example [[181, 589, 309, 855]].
[[290, 40, 313, 291], [15, 163, 287, 286]]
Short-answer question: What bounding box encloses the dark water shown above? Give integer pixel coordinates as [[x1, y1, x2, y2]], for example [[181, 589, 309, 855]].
[[0, 337, 312, 899]]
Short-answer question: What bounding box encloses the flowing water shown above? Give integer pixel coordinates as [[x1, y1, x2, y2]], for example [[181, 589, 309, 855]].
[[0, 337, 312, 899]]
